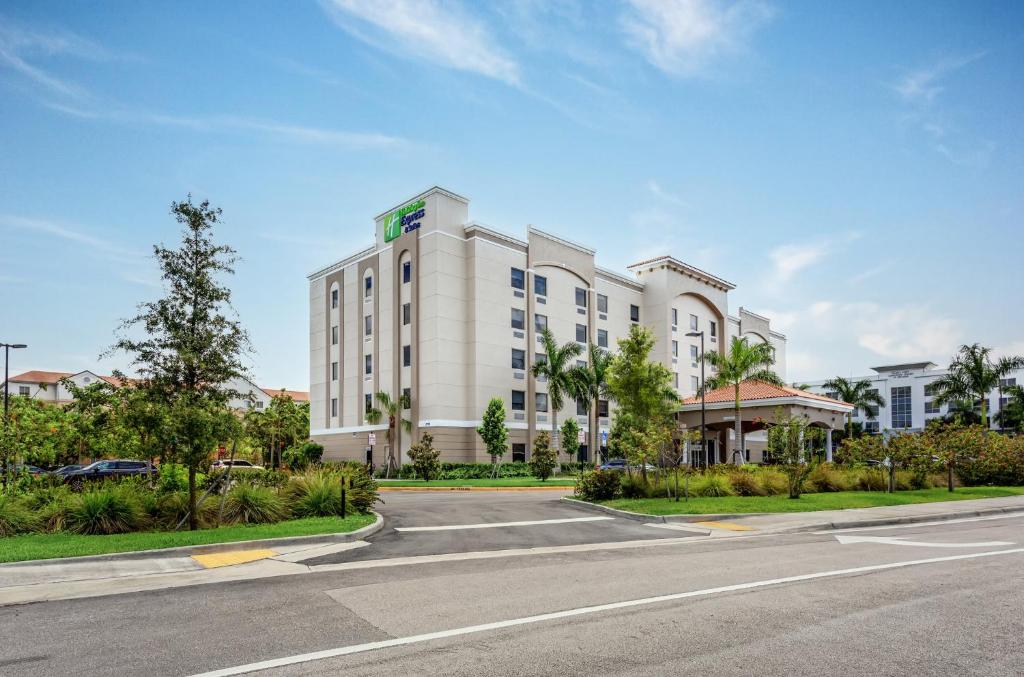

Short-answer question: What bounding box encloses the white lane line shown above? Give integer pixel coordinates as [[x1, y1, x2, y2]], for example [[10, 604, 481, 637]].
[[834, 535, 1014, 548], [394, 516, 613, 532], [645, 523, 713, 535], [814, 512, 1024, 534], [190, 547, 1024, 677]]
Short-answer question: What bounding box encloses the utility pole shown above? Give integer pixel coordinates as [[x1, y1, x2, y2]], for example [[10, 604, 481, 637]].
[[2, 342, 28, 489]]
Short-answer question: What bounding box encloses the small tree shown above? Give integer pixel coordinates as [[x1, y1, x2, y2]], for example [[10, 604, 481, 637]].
[[407, 432, 441, 482], [560, 417, 581, 468], [529, 431, 557, 482], [283, 441, 324, 471], [766, 411, 822, 498], [477, 397, 509, 479], [365, 390, 411, 478]]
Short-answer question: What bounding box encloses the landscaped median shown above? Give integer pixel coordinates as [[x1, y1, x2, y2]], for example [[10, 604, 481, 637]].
[[378, 477, 576, 490]]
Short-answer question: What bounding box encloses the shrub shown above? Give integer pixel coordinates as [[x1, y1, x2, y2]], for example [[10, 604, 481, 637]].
[[284, 472, 346, 517], [221, 484, 288, 524], [153, 491, 217, 529], [574, 470, 622, 501], [282, 441, 324, 471], [65, 486, 146, 535], [621, 472, 656, 499], [692, 473, 735, 498], [529, 432, 558, 481], [235, 468, 290, 489], [805, 464, 851, 493], [157, 463, 190, 493], [756, 469, 788, 496], [561, 462, 592, 475], [727, 470, 766, 497], [384, 461, 535, 480], [318, 463, 380, 513], [0, 494, 38, 536], [407, 433, 441, 482], [852, 468, 887, 491]]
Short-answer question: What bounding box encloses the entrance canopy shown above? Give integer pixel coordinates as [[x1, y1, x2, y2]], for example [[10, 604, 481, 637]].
[[677, 380, 854, 434]]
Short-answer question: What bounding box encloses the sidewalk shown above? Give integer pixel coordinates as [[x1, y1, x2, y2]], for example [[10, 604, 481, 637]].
[[564, 495, 1024, 533]]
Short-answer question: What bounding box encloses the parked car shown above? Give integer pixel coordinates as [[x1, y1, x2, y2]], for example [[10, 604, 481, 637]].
[[598, 459, 658, 472], [52, 464, 85, 475], [210, 460, 263, 471], [62, 460, 158, 489], [2, 464, 46, 476]]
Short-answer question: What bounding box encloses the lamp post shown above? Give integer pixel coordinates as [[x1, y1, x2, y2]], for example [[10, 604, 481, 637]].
[[685, 331, 705, 468], [2, 342, 28, 488]]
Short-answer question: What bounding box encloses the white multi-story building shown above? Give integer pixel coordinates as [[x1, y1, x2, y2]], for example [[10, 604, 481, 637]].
[[308, 186, 786, 465], [803, 361, 1023, 434]]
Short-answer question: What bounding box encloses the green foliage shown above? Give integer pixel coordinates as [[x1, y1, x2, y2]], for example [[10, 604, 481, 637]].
[[245, 395, 310, 468], [605, 325, 677, 423], [756, 469, 788, 496], [621, 472, 656, 499], [222, 484, 288, 524], [805, 463, 852, 493], [65, 486, 146, 535], [384, 462, 534, 480], [282, 441, 323, 471], [532, 329, 585, 452], [931, 343, 1024, 428], [821, 376, 886, 438], [726, 469, 767, 496], [560, 418, 581, 462], [851, 467, 887, 491], [529, 432, 558, 481], [284, 472, 346, 517], [574, 470, 622, 501], [0, 495, 38, 536], [365, 390, 412, 478], [995, 385, 1024, 432], [766, 410, 823, 498], [407, 433, 441, 482], [477, 397, 509, 463], [152, 491, 217, 529], [691, 473, 735, 497]]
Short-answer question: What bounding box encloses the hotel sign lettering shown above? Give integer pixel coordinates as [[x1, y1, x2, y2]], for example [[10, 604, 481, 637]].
[[383, 199, 425, 242]]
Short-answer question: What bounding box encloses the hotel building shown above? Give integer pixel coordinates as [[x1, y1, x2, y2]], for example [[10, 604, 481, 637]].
[[308, 187, 786, 465]]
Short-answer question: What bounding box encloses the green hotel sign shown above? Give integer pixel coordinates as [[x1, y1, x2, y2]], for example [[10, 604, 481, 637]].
[[383, 199, 426, 242]]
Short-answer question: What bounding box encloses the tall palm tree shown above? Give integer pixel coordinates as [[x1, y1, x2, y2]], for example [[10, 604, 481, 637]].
[[703, 336, 782, 465], [569, 343, 615, 465], [366, 390, 411, 478], [821, 376, 886, 439], [532, 328, 584, 453], [933, 344, 1024, 429]]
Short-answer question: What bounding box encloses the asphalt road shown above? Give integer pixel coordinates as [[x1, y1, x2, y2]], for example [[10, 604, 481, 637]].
[[1, 493, 1022, 677]]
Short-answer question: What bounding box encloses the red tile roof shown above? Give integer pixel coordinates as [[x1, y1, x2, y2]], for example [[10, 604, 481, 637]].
[[680, 380, 852, 408], [7, 370, 73, 384], [261, 387, 310, 402]]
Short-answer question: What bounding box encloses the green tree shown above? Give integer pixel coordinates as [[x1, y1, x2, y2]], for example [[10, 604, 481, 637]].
[[569, 343, 614, 464], [407, 432, 441, 482], [766, 411, 822, 498], [365, 390, 411, 478], [61, 378, 119, 463], [282, 441, 324, 471], [108, 197, 252, 530], [995, 385, 1024, 432], [532, 328, 584, 454], [821, 376, 887, 439], [560, 417, 581, 466], [932, 343, 1024, 429], [529, 431, 557, 481], [244, 394, 309, 468], [476, 397, 509, 478], [116, 384, 171, 483], [703, 336, 783, 465], [1, 396, 73, 486]]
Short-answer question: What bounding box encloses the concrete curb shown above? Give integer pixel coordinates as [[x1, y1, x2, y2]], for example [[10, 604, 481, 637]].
[[379, 485, 573, 492], [0, 512, 385, 567], [561, 497, 1024, 532]]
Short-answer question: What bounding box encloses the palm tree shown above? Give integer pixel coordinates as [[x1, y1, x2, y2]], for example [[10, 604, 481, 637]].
[[366, 390, 411, 478], [821, 376, 886, 439], [932, 344, 1024, 429], [569, 343, 615, 465], [532, 328, 584, 454], [703, 336, 782, 465]]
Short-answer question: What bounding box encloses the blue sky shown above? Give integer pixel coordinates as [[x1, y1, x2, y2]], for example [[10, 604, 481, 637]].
[[1, 0, 1022, 388]]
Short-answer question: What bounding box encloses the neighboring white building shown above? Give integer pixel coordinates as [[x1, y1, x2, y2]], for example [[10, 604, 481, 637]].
[[308, 186, 786, 465], [803, 361, 1023, 434]]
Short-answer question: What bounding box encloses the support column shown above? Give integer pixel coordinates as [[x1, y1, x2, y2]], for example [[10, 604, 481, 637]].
[[825, 428, 834, 463]]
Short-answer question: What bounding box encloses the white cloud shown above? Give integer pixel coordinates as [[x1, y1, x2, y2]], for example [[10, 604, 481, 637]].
[[0, 214, 141, 261], [321, 0, 521, 85], [647, 179, 686, 206], [621, 0, 774, 77], [769, 241, 828, 282], [892, 52, 986, 105]]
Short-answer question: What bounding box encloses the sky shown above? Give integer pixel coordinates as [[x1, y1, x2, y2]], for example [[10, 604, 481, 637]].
[[1, 0, 1022, 389]]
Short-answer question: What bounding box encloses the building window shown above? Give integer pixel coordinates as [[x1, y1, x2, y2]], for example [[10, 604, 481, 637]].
[[511, 390, 525, 411], [673, 373, 678, 389], [535, 314, 548, 332], [255, 401, 263, 410], [18, 386, 30, 396], [331, 361, 338, 380], [865, 389, 880, 417], [999, 378, 1017, 388], [364, 393, 372, 413], [575, 287, 588, 307], [630, 304, 640, 323], [597, 329, 608, 348], [512, 348, 526, 370], [891, 386, 912, 429], [535, 352, 546, 366], [364, 275, 373, 298], [402, 388, 411, 408], [690, 344, 699, 363], [402, 261, 411, 284], [365, 354, 373, 375], [403, 345, 411, 367], [577, 399, 588, 415], [511, 308, 525, 330], [511, 267, 525, 290], [577, 360, 587, 368], [597, 294, 608, 313], [672, 340, 678, 357], [671, 308, 678, 327], [536, 392, 549, 412], [924, 383, 937, 397], [925, 400, 941, 414], [512, 443, 526, 463], [403, 302, 411, 326], [825, 391, 840, 401], [331, 398, 338, 417], [691, 375, 699, 392], [364, 315, 373, 336], [576, 323, 587, 343], [710, 320, 717, 338], [331, 288, 339, 309], [598, 399, 609, 418], [534, 275, 547, 296], [865, 421, 880, 434], [689, 314, 698, 331], [331, 325, 338, 345]]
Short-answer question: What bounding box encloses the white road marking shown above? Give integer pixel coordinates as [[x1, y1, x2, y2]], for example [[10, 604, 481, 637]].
[[834, 535, 1013, 548], [815, 512, 1024, 534], [190, 547, 1024, 677], [394, 516, 613, 532], [645, 523, 713, 534]]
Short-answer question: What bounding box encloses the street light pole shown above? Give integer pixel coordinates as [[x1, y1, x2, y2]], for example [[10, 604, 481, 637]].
[[2, 342, 28, 488], [686, 331, 705, 468]]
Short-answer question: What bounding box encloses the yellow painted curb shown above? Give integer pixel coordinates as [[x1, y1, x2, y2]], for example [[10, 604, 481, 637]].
[[191, 549, 278, 569], [378, 485, 574, 492], [693, 521, 756, 532]]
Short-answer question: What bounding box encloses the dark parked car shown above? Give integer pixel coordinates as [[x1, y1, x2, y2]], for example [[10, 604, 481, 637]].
[[52, 464, 85, 475], [62, 460, 158, 489], [598, 459, 657, 472]]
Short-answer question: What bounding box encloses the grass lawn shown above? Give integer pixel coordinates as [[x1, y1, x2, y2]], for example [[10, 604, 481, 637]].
[[0, 513, 376, 564], [599, 486, 1024, 516], [379, 477, 576, 487]]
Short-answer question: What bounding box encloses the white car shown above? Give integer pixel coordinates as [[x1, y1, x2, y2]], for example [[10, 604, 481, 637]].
[[210, 460, 263, 470]]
